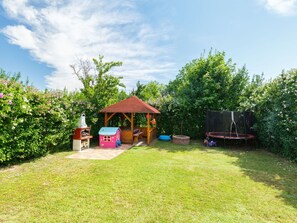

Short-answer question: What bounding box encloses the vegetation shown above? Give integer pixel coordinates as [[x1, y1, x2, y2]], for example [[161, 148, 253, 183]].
[[244, 70, 297, 161], [1, 50, 296, 164], [71, 55, 126, 137], [134, 51, 296, 161], [152, 51, 249, 138], [132, 80, 165, 104], [0, 70, 85, 164], [1, 142, 297, 222], [0, 50, 296, 222]]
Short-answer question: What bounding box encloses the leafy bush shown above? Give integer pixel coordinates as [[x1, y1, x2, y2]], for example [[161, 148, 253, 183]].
[[0, 70, 83, 165], [249, 70, 297, 161]]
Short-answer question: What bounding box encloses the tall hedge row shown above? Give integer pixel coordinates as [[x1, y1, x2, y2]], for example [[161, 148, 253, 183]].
[[0, 72, 84, 165], [251, 70, 297, 161]]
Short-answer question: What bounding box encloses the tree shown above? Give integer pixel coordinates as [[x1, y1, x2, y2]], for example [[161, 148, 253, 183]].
[[239, 73, 265, 111], [70, 55, 125, 137], [132, 81, 165, 104], [71, 55, 124, 108], [162, 50, 249, 138]]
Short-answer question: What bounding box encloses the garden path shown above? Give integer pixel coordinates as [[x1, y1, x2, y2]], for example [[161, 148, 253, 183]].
[[66, 144, 132, 160]]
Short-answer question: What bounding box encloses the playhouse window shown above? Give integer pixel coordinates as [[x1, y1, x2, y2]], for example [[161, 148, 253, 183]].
[[104, 136, 111, 142]]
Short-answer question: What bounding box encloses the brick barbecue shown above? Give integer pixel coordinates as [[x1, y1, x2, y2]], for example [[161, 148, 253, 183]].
[[73, 127, 93, 151]]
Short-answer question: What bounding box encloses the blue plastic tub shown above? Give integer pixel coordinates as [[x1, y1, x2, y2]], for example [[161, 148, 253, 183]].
[[159, 135, 171, 141]]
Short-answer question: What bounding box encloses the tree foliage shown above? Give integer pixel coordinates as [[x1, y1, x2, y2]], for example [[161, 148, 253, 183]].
[[71, 55, 126, 137], [71, 55, 124, 108], [244, 70, 297, 160], [132, 81, 165, 103], [159, 51, 249, 138]]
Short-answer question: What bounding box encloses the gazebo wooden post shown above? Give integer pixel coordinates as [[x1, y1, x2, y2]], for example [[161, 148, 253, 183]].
[[131, 113, 134, 144], [104, 113, 117, 127], [104, 113, 108, 127], [154, 114, 157, 140], [147, 113, 151, 145], [152, 113, 156, 141]]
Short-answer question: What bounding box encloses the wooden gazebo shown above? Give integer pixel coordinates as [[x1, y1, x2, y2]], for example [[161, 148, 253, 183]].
[[99, 96, 160, 145]]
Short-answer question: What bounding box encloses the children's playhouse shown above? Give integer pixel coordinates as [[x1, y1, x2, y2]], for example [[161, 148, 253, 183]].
[[99, 127, 121, 148]]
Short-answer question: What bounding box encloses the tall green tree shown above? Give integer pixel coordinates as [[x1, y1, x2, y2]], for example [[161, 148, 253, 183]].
[[71, 55, 125, 136], [71, 55, 124, 108], [132, 81, 165, 104], [239, 73, 265, 111], [161, 50, 249, 138]]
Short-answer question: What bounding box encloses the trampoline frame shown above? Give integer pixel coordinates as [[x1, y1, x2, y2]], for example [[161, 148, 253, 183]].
[[206, 132, 255, 140], [206, 111, 256, 146]]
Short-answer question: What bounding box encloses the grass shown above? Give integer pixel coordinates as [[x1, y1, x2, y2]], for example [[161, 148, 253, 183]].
[[0, 141, 297, 223]]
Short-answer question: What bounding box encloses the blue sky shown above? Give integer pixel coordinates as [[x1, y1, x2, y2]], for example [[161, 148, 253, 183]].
[[1, 0, 297, 91]]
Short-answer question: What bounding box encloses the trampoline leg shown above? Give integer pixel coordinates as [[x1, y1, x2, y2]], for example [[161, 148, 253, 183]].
[[255, 138, 259, 148]]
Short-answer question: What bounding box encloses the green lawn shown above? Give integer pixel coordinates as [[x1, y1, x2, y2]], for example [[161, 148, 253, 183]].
[[1, 141, 297, 223]]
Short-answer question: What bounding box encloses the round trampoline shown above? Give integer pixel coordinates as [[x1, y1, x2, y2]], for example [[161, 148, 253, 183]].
[[206, 132, 255, 140], [205, 110, 256, 146]]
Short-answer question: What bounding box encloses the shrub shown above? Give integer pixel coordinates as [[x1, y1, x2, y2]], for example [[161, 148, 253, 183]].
[[250, 70, 297, 161], [0, 71, 82, 165]]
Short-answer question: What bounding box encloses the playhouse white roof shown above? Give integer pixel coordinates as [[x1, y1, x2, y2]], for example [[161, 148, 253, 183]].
[[98, 127, 120, 136]]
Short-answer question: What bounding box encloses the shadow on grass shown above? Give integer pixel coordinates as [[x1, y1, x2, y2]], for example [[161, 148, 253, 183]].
[[150, 140, 297, 210], [146, 140, 208, 152], [0, 146, 72, 169], [149, 139, 256, 153], [1, 137, 99, 168], [223, 149, 297, 210]]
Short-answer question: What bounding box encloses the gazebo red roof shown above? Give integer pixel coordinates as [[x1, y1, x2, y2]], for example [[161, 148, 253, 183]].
[[99, 96, 160, 114]]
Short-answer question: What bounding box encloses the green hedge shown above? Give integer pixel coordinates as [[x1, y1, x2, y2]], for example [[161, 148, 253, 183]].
[[253, 70, 297, 161], [0, 73, 83, 165]]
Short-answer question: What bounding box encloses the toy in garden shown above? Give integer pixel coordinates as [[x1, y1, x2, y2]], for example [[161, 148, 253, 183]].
[[204, 137, 216, 147], [159, 135, 171, 141], [208, 140, 217, 147], [99, 127, 121, 148]]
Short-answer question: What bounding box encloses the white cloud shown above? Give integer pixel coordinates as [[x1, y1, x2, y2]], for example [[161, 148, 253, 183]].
[[1, 0, 176, 91], [262, 0, 297, 15], [2, 25, 38, 50]]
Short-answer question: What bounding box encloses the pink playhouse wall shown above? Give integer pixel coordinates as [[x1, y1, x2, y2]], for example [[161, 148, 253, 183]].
[[99, 127, 121, 148]]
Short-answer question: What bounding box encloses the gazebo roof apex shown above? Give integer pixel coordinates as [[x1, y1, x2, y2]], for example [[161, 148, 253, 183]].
[[99, 96, 160, 114]]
